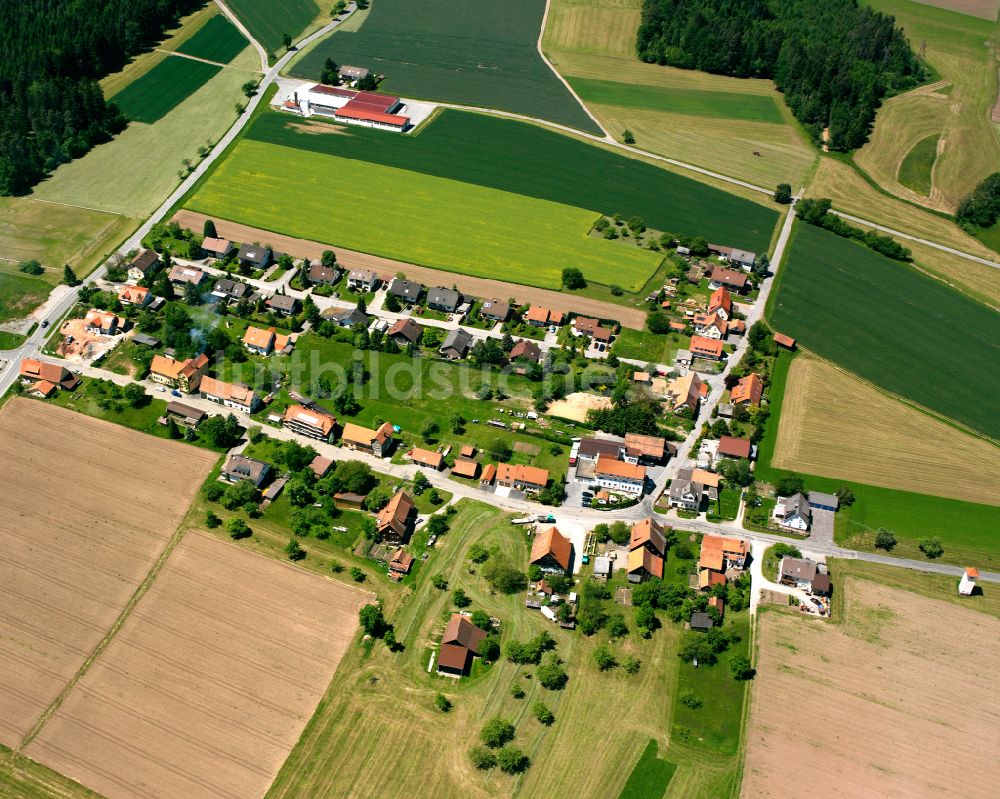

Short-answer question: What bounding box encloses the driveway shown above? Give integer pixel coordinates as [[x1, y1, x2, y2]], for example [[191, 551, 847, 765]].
[[811, 509, 835, 547]]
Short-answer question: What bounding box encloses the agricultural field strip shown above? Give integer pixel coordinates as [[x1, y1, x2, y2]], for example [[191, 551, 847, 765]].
[[109, 56, 222, 124], [224, 0, 322, 55], [175, 14, 250, 64], [26, 531, 372, 799], [0, 399, 217, 749]]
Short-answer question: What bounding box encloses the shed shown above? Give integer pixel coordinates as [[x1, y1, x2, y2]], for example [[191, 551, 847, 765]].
[[593, 556, 612, 579], [690, 612, 714, 631], [808, 491, 840, 512]]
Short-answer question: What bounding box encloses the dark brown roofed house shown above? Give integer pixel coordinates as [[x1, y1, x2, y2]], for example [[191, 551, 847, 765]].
[[437, 613, 488, 677], [376, 490, 416, 543], [387, 318, 422, 346], [717, 435, 752, 459], [509, 339, 541, 363]]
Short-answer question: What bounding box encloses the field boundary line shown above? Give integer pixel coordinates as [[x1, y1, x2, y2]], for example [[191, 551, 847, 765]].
[[157, 48, 258, 72], [18, 524, 193, 751], [537, 0, 612, 140], [214, 0, 268, 72]]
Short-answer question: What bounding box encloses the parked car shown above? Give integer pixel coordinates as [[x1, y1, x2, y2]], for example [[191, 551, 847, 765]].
[[171, 389, 182, 397], [41, 320, 49, 328], [156, 386, 166, 393]]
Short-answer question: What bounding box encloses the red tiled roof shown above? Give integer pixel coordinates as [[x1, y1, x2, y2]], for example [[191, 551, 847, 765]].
[[718, 435, 752, 458], [530, 526, 572, 571], [335, 105, 409, 126]]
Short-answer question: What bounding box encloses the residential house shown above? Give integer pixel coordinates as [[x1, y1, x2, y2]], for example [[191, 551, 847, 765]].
[[774, 332, 796, 350], [530, 526, 573, 573], [628, 547, 664, 583], [698, 534, 748, 578], [83, 310, 122, 336], [664, 372, 703, 413], [283, 403, 336, 442], [439, 328, 472, 360], [266, 294, 299, 316], [773, 492, 811, 531], [717, 435, 753, 461], [811, 573, 831, 596], [576, 436, 625, 465], [201, 237, 234, 259], [479, 463, 497, 486], [692, 468, 721, 497], [452, 459, 479, 479], [410, 447, 444, 470], [388, 548, 414, 580], [341, 421, 394, 457], [376, 490, 416, 543], [808, 492, 840, 512], [127, 249, 160, 281], [779, 557, 818, 588], [339, 64, 370, 81], [479, 299, 510, 323], [237, 244, 271, 269], [693, 313, 728, 339], [149, 353, 209, 393], [624, 434, 668, 464], [221, 454, 270, 487], [199, 376, 260, 414], [594, 455, 646, 495], [730, 373, 763, 406], [347, 269, 378, 292], [496, 463, 549, 494], [117, 284, 151, 307], [573, 316, 614, 345], [709, 266, 748, 293], [323, 306, 369, 328], [509, 339, 541, 364], [307, 262, 340, 286], [729, 249, 757, 271], [309, 455, 333, 478], [669, 467, 704, 511], [707, 286, 732, 320], [387, 318, 422, 347], [389, 277, 421, 304], [18, 359, 80, 393], [437, 614, 488, 677], [525, 305, 561, 327], [164, 401, 205, 427], [690, 335, 725, 361], [959, 567, 979, 596], [630, 518, 666, 558], [243, 325, 293, 355], [168, 264, 206, 287], [426, 286, 461, 313], [212, 278, 253, 303]]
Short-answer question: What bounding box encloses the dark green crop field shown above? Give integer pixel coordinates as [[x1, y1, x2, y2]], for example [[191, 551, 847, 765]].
[[176, 14, 248, 63], [247, 110, 778, 251], [226, 0, 318, 53], [109, 56, 221, 123], [770, 223, 1000, 439], [568, 77, 784, 124], [292, 0, 602, 134]]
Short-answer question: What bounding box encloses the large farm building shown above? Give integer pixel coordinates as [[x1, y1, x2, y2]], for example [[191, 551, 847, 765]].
[[280, 83, 411, 132]]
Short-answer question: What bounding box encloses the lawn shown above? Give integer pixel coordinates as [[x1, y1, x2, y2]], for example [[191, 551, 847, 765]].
[[611, 327, 688, 364], [769, 222, 1000, 440], [0, 273, 50, 324], [109, 55, 221, 123], [0, 331, 26, 350], [186, 139, 664, 291], [897, 134, 939, 196], [226, 0, 319, 53], [568, 78, 784, 124], [618, 739, 677, 799], [242, 109, 779, 252], [290, 0, 601, 134], [716, 488, 741, 521], [176, 14, 249, 63]]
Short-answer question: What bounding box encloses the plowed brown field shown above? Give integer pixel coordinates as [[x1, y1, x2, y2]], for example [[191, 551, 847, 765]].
[[743, 579, 1000, 798], [0, 398, 216, 748], [26, 531, 372, 799]]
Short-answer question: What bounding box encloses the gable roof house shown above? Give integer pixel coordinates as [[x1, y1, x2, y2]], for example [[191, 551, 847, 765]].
[[717, 435, 754, 460], [730, 373, 763, 406], [698, 534, 748, 575], [525, 305, 561, 327], [451, 458, 479, 479], [212, 278, 253, 303], [709, 266, 748, 293], [530, 526, 573, 573], [437, 614, 488, 677], [376, 490, 416, 543], [693, 312, 728, 339], [509, 339, 541, 364], [773, 492, 811, 531], [669, 467, 704, 511], [283, 403, 336, 442], [389, 277, 422, 303], [243, 325, 293, 355], [665, 372, 704, 413], [577, 436, 626, 464], [127, 249, 160, 281], [18, 359, 80, 392], [707, 286, 732, 320], [347, 269, 378, 292], [118, 284, 151, 307], [388, 548, 415, 580], [84, 309, 123, 336], [780, 557, 819, 588], [201, 237, 234, 259], [323, 306, 369, 328], [306, 262, 340, 286], [265, 294, 299, 316], [199, 376, 260, 414], [237, 244, 271, 268], [629, 518, 667, 557], [221, 454, 270, 487], [426, 286, 461, 313], [387, 318, 422, 346], [168, 264, 205, 286], [341, 421, 394, 457], [496, 463, 549, 493], [479, 299, 510, 323], [149, 353, 209, 393], [410, 447, 444, 470], [439, 328, 472, 360], [624, 433, 668, 464], [594, 454, 646, 495], [690, 335, 725, 361], [628, 546, 664, 583]]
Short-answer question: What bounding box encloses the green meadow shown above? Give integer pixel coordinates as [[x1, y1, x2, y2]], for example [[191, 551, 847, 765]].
[[176, 15, 248, 63], [897, 134, 939, 196], [568, 77, 784, 123], [244, 109, 779, 252], [186, 138, 663, 291], [226, 0, 318, 53], [109, 56, 221, 123]]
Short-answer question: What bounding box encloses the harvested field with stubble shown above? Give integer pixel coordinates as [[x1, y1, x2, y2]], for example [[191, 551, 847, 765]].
[[774, 355, 1000, 504], [743, 579, 1000, 799], [26, 531, 372, 799], [0, 399, 217, 749]]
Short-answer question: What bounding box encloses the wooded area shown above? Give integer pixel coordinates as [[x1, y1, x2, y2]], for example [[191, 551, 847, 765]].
[[0, 0, 202, 195], [635, 0, 925, 150]]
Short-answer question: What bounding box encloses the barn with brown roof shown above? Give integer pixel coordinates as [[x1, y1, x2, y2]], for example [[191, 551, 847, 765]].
[[530, 526, 573, 573], [437, 614, 487, 677], [376, 490, 416, 543]]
